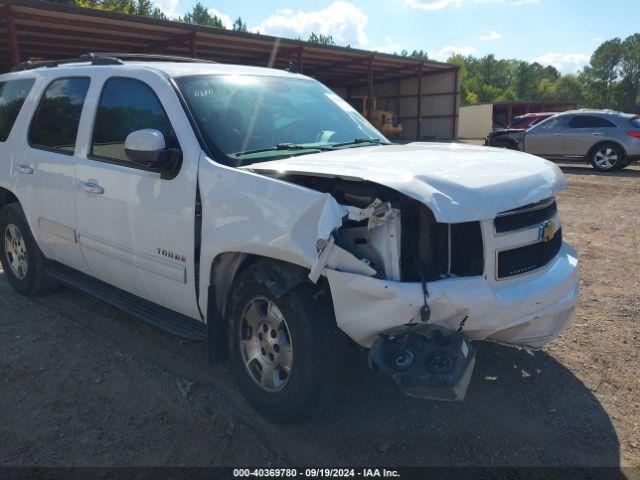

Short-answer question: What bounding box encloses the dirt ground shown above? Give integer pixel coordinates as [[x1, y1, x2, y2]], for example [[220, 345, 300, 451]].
[[0, 163, 639, 469]]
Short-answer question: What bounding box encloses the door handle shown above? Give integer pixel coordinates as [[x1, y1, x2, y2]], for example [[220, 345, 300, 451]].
[[15, 164, 33, 175], [592, 132, 603, 136], [79, 181, 104, 195], [554, 134, 564, 137]]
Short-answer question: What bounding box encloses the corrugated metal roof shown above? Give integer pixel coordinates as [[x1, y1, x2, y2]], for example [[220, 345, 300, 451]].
[[0, 0, 457, 88]]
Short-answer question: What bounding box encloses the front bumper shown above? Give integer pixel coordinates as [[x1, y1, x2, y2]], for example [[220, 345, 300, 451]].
[[326, 242, 579, 349]]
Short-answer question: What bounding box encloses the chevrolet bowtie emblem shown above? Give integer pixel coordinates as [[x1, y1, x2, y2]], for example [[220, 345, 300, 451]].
[[539, 220, 557, 242]]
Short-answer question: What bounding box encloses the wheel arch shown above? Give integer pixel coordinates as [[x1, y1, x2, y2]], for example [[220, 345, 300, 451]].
[[0, 186, 19, 211], [205, 252, 332, 364], [587, 140, 627, 161]]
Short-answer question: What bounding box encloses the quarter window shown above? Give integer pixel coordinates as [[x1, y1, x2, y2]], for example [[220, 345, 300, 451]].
[[30, 77, 90, 154], [91, 77, 178, 162], [0, 78, 35, 142], [568, 116, 616, 128]]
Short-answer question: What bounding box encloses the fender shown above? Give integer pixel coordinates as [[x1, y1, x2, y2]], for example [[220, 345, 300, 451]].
[[197, 154, 375, 322]]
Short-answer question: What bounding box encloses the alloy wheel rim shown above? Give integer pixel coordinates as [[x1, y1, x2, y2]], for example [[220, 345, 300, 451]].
[[4, 223, 28, 280], [594, 148, 618, 170], [239, 296, 293, 392]]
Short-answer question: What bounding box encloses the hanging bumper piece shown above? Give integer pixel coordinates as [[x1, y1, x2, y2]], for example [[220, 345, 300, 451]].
[[369, 326, 476, 402]]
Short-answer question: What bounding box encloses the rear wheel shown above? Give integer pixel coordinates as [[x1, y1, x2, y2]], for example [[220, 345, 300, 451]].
[[228, 261, 338, 423], [0, 203, 56, 296], [589, 143, 625, 172]]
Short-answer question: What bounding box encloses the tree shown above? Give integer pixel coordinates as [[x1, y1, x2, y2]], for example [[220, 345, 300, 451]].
[[74, 0, 165, 19], [554, 75, 586, 104], [398, 49, 428, 61], [536, 78, 557, 101], [618, 34, 640, 112], [133, 0, 166, 19], [583, 38, 623, 107], [182, 2, 225, 28], [307, 32, 335, 45], [232, 17, 248, 32]]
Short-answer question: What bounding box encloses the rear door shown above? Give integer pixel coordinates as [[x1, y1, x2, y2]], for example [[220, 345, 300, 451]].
[[0, 77, 36, 199], [73, 70, 202, 319], [523, 116, 568, 158], [563, 115, 618, 157], [13, 76, 91, 273]]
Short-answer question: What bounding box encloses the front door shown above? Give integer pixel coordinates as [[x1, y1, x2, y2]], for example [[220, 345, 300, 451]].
[[524, 116, 567, 158], [73, 72, 202, 319]]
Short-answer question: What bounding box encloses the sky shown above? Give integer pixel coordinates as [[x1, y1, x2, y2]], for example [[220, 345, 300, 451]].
[[152, 0, 639, 74]]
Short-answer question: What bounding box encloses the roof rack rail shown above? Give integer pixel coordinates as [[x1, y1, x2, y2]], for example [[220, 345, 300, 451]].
[[12, 53, 217, 72], [97, 53, 218, 64]]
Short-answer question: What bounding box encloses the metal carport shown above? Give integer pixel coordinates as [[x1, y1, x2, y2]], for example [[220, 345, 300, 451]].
[[0, 0, 459, 140]]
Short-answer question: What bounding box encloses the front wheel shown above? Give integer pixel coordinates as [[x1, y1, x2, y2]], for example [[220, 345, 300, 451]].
[[228, 261, 338, 423], [0, 203, 56, 296], [589, 143, 625, 172]]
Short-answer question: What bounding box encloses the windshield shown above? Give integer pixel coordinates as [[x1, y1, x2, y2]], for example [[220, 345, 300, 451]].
[[175, 74, 388, 166], [509, 117, 529, 128]]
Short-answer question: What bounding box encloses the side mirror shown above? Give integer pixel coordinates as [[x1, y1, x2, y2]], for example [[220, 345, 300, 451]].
[[124, 129, 182, 179]]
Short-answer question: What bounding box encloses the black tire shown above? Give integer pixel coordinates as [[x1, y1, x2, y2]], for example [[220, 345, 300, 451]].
[[492, 139, 519, 150], [0, 203, 56, 296], [589, 143, 626, 172], [227, 260, 338, 423]]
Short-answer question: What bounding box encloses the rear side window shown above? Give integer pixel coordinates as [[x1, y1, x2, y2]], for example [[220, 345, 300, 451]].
[[568, 115, 616, 129], [30, 77, 90, 154], [0, 78, 35, 142], [91, 77, 178, 163]]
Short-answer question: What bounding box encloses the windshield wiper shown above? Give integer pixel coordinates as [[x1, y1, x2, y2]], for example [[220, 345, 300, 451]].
[[234, 143, 334, 157], [328, 137, 391, 149]]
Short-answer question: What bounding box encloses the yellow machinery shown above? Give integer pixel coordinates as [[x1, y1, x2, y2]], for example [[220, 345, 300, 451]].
[[349, 96, 403, 138]]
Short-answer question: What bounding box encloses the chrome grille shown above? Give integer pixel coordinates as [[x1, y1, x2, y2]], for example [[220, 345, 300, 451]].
[[497, 229, 562, 279], [494, 198, 557, 234]]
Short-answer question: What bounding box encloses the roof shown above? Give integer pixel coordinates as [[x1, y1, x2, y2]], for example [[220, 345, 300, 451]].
[[0, 59, 311, 81], [513, 112, 556, 117], [492, 101, 579, 107], [0, 0, 457, 88], [559, 109, 622, 116]]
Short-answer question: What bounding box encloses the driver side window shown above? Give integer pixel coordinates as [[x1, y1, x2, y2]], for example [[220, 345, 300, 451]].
[[537, 117, 563, 131], [91, 77, 179, 163]]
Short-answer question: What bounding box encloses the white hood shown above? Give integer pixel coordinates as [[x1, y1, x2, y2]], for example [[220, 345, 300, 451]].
[[246, 142, 566, 223]]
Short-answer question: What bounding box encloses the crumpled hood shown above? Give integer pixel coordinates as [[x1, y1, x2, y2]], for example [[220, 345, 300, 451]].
[[245, 142, 567, 223]]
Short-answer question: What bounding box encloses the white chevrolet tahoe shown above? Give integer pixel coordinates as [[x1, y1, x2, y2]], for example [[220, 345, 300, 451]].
[[0, 54, 579, 422]]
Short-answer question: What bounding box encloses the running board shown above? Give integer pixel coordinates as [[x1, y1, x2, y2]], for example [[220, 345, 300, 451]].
[[46, 261, 207, 341]]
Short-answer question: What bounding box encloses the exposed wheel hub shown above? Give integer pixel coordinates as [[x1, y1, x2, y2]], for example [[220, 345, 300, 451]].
[[4, 223, 28, 280], [239, 296, 293, 392]]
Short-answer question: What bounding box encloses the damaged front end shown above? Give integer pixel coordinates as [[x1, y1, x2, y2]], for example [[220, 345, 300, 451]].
[[234, 163, 578, 403], [268, 175, 486, 401]]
